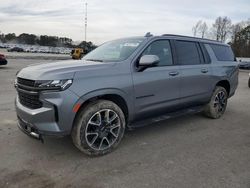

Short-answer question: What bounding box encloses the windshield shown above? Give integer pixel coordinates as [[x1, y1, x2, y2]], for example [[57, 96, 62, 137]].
[[83, 38, 145, 62]]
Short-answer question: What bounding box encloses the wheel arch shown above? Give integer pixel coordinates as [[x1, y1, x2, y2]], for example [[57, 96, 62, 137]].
[[72, 89, 132, 131], [216, 80, 230, 95]]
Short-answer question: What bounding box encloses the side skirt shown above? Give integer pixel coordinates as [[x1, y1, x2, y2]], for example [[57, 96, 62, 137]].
[[127, 105, 204, 129]]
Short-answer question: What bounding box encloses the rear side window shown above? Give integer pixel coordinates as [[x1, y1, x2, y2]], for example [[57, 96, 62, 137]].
[[209, 44, 235, 61], [175, 41, 201, 65]]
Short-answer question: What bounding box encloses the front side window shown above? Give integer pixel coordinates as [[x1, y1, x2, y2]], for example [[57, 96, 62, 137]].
[[83, 38, 145, 62], [141, 40, 173, 66], [175, 41, 201, 65]]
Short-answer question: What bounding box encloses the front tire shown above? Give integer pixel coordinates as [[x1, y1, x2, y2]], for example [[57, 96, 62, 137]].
[[248, 77, 250, 88], [71, 100, 126, 156], [203, 86, 228, 119]]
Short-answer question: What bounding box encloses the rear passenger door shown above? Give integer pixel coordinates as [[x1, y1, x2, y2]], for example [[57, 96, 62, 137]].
[[174, 40, 214, 105]]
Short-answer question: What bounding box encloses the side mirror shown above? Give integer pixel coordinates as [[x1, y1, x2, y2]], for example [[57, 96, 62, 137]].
[[138, 55, 159, 72]]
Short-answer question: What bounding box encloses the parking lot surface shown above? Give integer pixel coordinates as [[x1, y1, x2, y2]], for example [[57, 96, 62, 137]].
[[0, 59, 249, 188], [0, 49, 71, 60]]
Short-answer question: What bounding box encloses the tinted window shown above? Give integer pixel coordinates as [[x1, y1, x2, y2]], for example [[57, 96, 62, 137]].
[[209, 44, 235, 61], [175, 41, 201, 65], [142, 40, 173, 66]]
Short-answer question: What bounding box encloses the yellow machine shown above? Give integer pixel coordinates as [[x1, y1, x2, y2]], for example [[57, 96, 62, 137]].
[[71, 48, 84, 59]]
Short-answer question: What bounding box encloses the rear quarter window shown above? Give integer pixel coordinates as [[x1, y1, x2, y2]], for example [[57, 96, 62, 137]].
[[209, 44, 235, 61]]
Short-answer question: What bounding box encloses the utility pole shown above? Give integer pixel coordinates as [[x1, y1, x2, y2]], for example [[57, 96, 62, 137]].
[[84, 2, 88, 43]]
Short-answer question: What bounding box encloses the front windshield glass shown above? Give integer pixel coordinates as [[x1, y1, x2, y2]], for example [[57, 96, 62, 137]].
[[83, 38, 145, 62]]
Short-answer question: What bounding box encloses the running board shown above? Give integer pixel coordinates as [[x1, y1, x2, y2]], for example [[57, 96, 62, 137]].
[[128, 105, 204, 129]]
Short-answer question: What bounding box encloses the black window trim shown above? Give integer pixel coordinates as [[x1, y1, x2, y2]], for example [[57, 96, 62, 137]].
[[199, 42, 211, 64], [196, 42, 205, 64]]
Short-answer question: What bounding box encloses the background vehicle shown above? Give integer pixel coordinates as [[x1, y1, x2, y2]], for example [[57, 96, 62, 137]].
[[0, 54, 8, 65], [15, 34, 238, 156], [7, 47, 24, 52], [239, 60, 250, 70], [71, 48, 84, 59]]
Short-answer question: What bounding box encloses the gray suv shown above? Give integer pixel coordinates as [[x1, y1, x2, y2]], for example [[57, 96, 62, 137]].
[[15, 34, 238, 156]]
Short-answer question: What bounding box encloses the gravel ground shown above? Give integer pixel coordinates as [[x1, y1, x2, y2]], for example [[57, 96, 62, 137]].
[[0, 59, 249, 188]]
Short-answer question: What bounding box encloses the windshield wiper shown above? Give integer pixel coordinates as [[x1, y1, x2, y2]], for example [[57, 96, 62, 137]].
[[85, 59, 103, 62]]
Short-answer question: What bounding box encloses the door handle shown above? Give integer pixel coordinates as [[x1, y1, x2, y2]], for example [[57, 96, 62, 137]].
[[169, 71, 179, 76], [201, 69, 208, 73]]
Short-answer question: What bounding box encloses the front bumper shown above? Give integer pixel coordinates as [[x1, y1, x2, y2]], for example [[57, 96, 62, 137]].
[[17, 116, 43, 140], [15, 89, 80, 137]]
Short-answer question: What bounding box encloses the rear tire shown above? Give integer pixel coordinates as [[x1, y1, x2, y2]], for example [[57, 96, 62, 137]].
[[71, 100, 126, 156], [248, 77, 250, 88], [203, 86, 228, 119]]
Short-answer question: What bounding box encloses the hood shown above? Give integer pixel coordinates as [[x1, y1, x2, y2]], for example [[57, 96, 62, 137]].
[[17, 60, 115, 80]]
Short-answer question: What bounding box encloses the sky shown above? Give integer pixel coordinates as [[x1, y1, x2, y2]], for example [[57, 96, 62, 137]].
[[0, 0, 249, 44]]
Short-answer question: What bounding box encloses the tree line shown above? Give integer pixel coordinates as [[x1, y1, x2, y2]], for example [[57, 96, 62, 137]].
[[192, 17, 250, 57], [0, 33, 97, 52]]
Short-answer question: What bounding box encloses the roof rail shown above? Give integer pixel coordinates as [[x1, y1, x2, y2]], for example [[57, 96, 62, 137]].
[[161, 34, 221, 43]]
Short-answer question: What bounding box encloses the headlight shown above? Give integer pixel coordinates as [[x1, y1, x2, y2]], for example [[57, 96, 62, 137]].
[[37, 79, 73, 91]]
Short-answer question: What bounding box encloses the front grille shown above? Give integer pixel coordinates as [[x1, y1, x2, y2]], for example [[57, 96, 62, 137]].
[[17, 77, 42, 109], [17, 77, 35, 87], [18, 90, 42, 109]]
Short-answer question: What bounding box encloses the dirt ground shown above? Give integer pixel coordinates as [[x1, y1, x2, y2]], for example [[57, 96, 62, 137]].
[[0, 59, 250, 188]]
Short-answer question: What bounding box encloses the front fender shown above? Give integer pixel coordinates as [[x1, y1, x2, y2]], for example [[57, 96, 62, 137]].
[[73, 88, 134, 122]]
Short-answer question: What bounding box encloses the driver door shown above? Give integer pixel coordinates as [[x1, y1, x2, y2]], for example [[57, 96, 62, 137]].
[[132, 39, 181, 121]]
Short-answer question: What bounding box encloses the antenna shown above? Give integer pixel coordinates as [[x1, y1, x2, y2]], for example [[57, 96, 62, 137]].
[[84, 2, 88, 42]]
